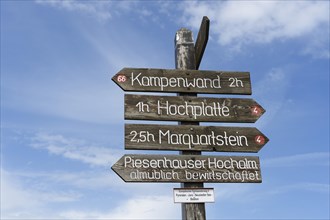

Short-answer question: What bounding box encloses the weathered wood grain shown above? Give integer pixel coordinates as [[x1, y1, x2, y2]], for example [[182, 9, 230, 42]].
[[111, 154, 262, 183], [195, 16, 209, 69], [125, 124, 268, 152], [124, 94, 265, 123], [175, 27, 205, 219], [112, 68, 251, 94]]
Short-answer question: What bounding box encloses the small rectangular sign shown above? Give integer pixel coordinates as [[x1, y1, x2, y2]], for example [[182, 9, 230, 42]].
[[173, 188, 215, 203]]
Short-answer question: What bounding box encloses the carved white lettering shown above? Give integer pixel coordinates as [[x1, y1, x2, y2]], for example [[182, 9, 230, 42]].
[[158, 130, 248, 149], [131, 72, 223, 91], [157, 101, 230, 119]]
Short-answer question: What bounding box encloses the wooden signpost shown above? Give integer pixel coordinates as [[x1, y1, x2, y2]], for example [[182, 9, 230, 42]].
[[125, 94, 265, 123], [112, 154, 261, 183], [125, 124, 268, 152], [175, 26, 206, 220], [112, 68, 251, 94], [111, 16, 268, 220]]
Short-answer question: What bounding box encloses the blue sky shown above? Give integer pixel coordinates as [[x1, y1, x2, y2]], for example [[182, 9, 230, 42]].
[[1, 1, 329, 219]]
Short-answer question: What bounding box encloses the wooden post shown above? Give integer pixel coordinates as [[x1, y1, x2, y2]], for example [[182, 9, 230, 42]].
[[175, 28, 206, 220]]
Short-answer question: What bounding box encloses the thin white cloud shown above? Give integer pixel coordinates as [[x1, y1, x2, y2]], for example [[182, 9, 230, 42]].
[[34, 0, 156, 24], [253, 67, 290, 128], [59, 196, 178, 219], [1, 169, 82, 219], [34, 0, 174, 22], [227, 182, 330, 207], [268, 182, 330, 195], [213, 184, 252, 201], [35, 0, 112, 21], [31, 132, 121, 167], [213, 181, 329, 207], [263, 152, 330, 168], [34, 1, 329, 58], [2, 75, 123, 124], [1, 168, 179, 219], [3, 169, 120, 193], [301, 27, 330, 59], [180, 1, 329, 57], [1, 170, 42, 213]]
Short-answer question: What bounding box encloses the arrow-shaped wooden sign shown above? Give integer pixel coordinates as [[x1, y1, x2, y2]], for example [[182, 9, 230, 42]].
[[195, 16, 210, 69], [111, 154, 262, 183], [125, 94, 265, 123], [112, 68, 251, 94], [125, 124, 268, 152]]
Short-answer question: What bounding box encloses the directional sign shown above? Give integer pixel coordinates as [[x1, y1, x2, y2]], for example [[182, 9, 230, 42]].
[[125, 94, 265, 123], [112, 68, 251, 94], [111, 154, 262, 183], [195, 16, 210, 69], [125, 124, 268, 152]]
